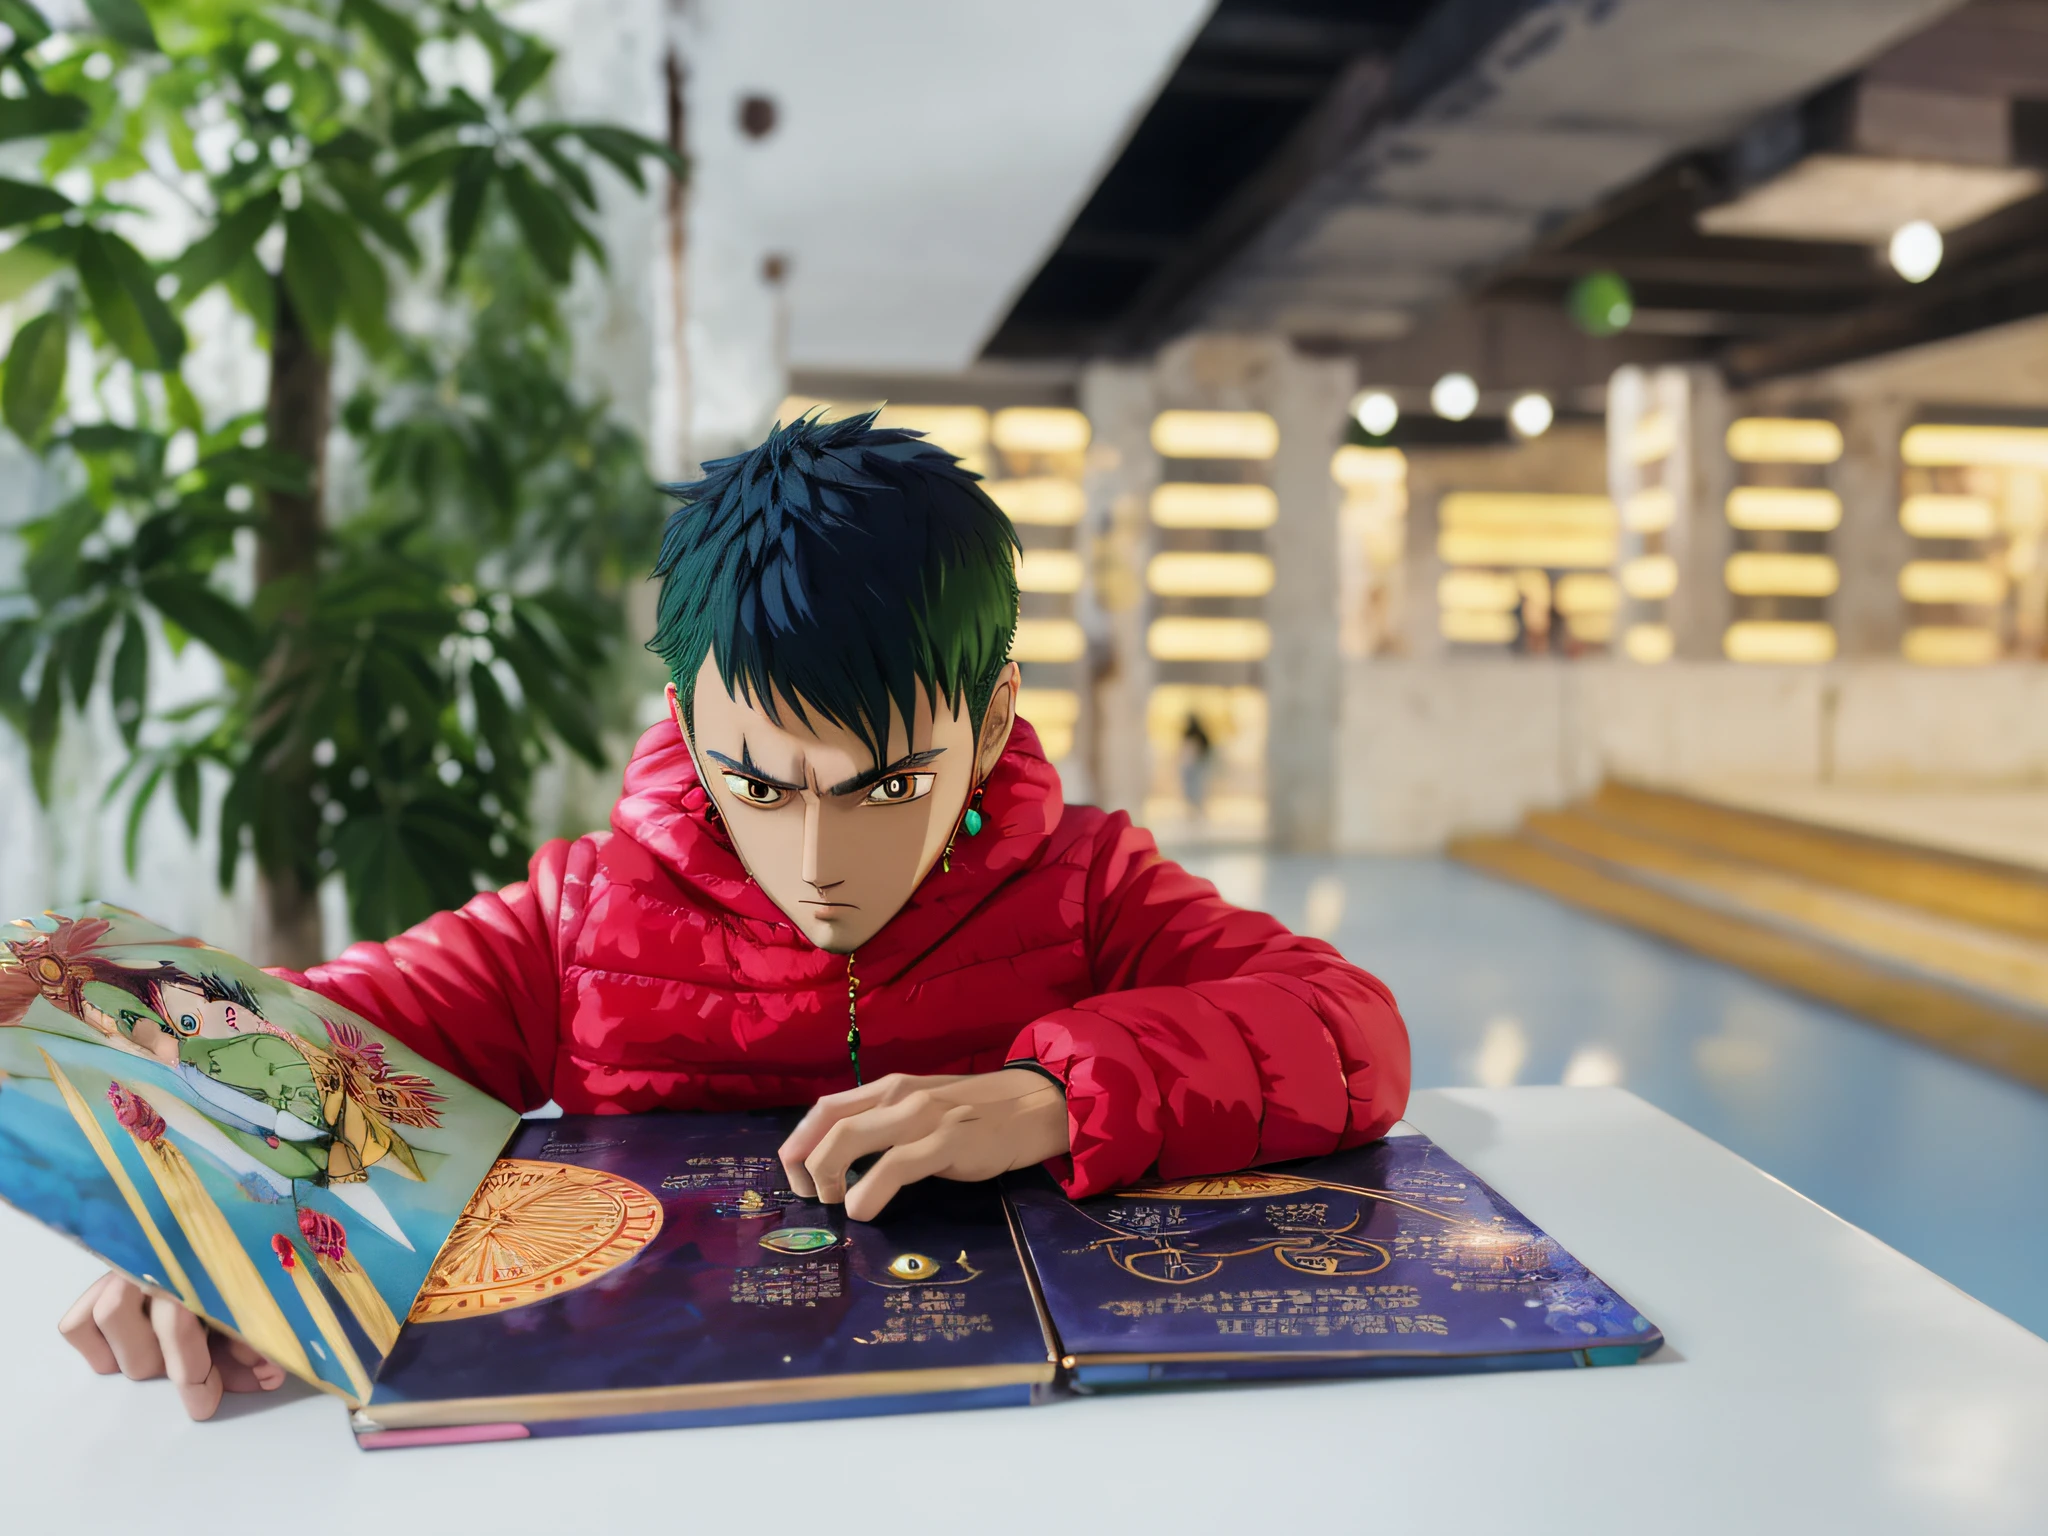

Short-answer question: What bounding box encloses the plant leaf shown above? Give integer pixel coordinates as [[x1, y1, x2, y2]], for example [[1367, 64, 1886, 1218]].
[[111, 609, 147, 748], [139, 575, 260, 670], [0, 175, 71, 228], [299, 198, 391, 351], [0, 93, 90, 145], [2, 311, 67, 445], [494, 43, 554, 109], [172, 756, 201, 837], [321, 161, 420, 265], [121, 759, 167, 873], [77, 227, 187, 371], [340, 0, 422, 80], [0, 1, 53, 48], [84, 0, 157, 50], [26, 647, 61, 803], [168, 190, 280, 299], [443, 147, 493, 278], [501, 162, 574, 283], [64, 603, 115, 708], [279, 205, 342, 354]]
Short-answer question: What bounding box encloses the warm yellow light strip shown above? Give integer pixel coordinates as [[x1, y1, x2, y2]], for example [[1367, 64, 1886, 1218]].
[[1899, 560, 2008, 606], [1146, 617, 1271, 661], [1147, 551, 1275, 598], [1330, 444, 1407, 487], [1725, 417, 1843, 464], [1903, 626, 2000, 665], [1902, 423, 2048, 469], [1016, 687, 1080, 726], [1151, 410, 1279, 460], [1725, 552, 1839, 597], [875, 405, 989, 457], [1440, 609, 1518, 645], [1011, 618, 1086, 663], [1439, 570, 1521, 612], [1624, 624, 1674, 664], [1724, 621, 1836, 664], [988, 477, 1085, 526], [1725, 487, 1842, 532], [1555, 573, 1620, 616], [992, 407, 1091, 455], [1623, 487, 1675, 533], [1150, 482, 1278, 529], [1439, 532, 1618, 568], [1439, 493, 1617, 530], [1621, 554, 1678, 601], [1900, 493, 1997, 540], [1016, 549, 1083, 594], [1629, 411, 1674, 466]]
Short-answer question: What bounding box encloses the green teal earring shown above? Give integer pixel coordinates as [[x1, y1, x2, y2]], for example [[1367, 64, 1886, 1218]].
[[963, 785, 985, 837]]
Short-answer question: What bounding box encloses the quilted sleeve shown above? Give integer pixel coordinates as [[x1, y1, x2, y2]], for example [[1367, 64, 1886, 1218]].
[[272, 839, 579, 1112], [1007, 816, 1409, 1198]]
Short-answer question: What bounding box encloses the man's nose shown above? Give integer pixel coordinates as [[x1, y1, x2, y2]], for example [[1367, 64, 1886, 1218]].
[[801, 799, 841, 890]]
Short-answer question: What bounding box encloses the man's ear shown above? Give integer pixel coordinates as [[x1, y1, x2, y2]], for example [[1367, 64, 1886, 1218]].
[[975, 662, 1021, 779]]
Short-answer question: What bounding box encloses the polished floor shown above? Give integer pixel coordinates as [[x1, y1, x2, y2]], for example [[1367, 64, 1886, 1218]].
[[1178, 851, 2048, 1340]]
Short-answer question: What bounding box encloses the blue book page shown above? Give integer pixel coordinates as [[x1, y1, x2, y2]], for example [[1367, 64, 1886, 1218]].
[[362, 1110, 1056, 1438], [0, 904, 520, 1404], [1005, 1131, 1662, 1381]]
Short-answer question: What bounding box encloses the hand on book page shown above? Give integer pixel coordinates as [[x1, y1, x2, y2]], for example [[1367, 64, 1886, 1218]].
[[60, 1273, 286, 1420], [779, 1068, 1068, 1221]]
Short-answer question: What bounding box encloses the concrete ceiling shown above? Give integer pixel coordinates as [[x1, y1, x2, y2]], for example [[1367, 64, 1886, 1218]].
[[686, 0, 1211, 374], [1204, 0, 1965, 342]]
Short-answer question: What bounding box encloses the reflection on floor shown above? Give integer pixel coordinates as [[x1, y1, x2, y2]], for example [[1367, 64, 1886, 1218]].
[[1175, 849, 2048, 1341]]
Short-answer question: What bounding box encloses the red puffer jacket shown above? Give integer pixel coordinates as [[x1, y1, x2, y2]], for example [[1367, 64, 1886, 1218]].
[[287, 718, 1409, 1198]]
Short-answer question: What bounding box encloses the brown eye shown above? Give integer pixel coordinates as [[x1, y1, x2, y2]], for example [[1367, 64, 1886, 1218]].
[[863, 771, 935, 806], [722, 773, 786, 807]]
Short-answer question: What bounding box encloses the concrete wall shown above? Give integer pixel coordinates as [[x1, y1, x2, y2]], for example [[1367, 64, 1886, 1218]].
[[1335, 659, 2048, 852]]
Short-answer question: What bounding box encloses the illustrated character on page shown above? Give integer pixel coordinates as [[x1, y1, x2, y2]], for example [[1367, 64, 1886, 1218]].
[[59, 409, 1411, 1418], [1, 915, 442, 1190]]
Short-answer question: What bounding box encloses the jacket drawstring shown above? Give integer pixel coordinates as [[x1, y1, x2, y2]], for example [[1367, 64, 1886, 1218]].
[[845, 952, 862, 1086]]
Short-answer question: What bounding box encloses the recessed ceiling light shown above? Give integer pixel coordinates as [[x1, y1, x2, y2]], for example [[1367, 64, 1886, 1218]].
[[1889, 219, 1943, 283], [1509, 393, 1554, 438], [1431, 373, 1478, 422], [1352, 391, 1399, 436]]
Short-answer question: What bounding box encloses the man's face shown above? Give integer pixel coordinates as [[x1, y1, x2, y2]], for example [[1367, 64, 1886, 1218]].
[[678, 654, 1017, 953]]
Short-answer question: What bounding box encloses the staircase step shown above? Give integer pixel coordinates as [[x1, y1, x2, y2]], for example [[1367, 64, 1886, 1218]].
[[1589, 780, 2048, 945], [1524, 807, 2048, 1013], [1451, 829, 2048, 1094]]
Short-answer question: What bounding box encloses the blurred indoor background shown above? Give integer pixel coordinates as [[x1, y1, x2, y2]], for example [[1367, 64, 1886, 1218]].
[[3, 0, 2046, 1334]]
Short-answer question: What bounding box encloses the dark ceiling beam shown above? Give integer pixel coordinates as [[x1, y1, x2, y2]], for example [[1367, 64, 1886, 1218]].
[[1721, 239, 2048, 383], [1167, 67, 1330, 101]]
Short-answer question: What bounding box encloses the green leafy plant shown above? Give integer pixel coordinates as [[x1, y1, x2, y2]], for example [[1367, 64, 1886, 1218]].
[[0, 0, 680, 962]]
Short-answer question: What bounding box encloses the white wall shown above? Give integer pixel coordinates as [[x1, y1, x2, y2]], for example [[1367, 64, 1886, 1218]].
[[1335, 659, 2048, 852]]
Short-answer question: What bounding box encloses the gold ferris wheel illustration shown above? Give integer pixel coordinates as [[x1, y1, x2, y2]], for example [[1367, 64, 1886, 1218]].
[[409, 1159, 665, 1322]]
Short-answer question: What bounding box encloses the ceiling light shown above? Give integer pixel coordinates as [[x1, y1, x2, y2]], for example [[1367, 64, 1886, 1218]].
[[1889, 219, 1942, 283], [1509, 393, 1553, 438], [1352, 391, 1398, 436], [1431, 373, 1478, 422]]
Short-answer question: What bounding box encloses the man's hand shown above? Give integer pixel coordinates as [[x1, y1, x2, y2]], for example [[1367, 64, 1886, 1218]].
[[59, 1273, 286, 1420], [779, 1068, 1070, 1222]]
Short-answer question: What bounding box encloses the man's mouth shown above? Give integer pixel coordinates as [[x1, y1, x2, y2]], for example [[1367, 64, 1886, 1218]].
[[800, 900, 858, 912]]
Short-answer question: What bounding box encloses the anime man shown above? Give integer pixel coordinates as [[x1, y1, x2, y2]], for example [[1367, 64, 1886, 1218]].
[[61, 411, 1409, 1418]]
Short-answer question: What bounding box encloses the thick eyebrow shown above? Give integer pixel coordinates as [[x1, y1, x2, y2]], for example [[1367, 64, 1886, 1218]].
[[828, 747, 947, 798], [704, 742, 806, 793]]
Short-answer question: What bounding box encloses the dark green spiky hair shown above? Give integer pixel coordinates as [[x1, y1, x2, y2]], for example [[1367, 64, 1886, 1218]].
[[649, 410, 1021, 767]]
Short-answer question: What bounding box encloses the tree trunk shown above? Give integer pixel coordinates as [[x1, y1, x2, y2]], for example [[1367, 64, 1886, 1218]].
[[253, 283, 330, 971]]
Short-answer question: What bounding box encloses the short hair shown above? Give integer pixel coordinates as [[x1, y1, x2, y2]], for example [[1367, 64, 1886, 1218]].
[[648, 410, 1021, 766]]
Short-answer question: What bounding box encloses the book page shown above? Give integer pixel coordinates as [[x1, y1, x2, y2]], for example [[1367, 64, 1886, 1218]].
[[0, 904, 520, 1405]]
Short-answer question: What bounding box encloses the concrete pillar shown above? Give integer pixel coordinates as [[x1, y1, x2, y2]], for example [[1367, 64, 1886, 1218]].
[[1265, 349, 1357, 854], [1076, 363, 1158, 818], [1668, 366, 1734, 661], [1831, 396, 1913, 658]]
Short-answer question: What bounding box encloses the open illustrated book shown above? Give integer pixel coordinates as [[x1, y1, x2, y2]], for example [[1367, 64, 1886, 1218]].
[[1, 905, 1663, 1449]]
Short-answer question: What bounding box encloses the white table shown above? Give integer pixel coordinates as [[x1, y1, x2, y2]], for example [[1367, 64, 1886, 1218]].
[[7, 1086, 2046, 1534]]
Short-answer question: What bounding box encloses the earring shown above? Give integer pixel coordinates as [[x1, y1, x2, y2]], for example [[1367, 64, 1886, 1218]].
[[963, 785, 986, 837]]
